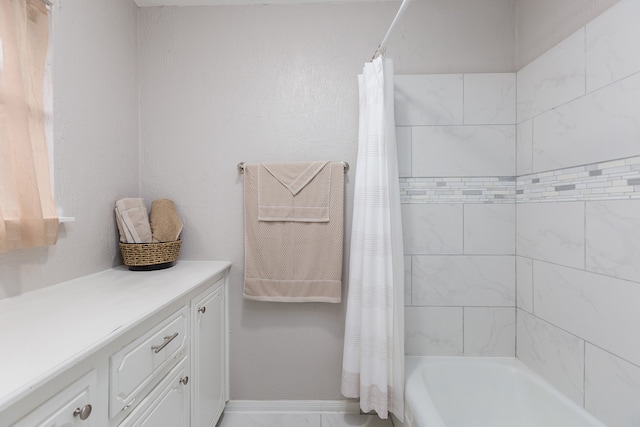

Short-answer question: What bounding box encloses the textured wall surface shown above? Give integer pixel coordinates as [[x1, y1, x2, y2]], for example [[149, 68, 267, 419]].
[[0, 0, 139, 299], [138, 0, 516, 400]]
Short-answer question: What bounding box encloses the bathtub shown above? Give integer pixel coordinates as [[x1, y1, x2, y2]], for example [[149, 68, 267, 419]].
[[395, 357, 607, 427]]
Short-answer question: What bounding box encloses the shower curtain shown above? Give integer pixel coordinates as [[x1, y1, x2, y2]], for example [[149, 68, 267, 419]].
[[341, 56, 404, 421]]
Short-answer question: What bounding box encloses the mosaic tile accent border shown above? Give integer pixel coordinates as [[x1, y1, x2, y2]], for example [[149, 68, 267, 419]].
[[517, 157, 640, 202], [400, 156, 640, 204], [399, 177, 516, 204]]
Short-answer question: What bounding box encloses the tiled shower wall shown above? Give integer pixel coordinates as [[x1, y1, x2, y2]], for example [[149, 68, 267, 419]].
[[515, 1, 640, 426], [397, 72, 518, 357], [399, 1, 640, 425]]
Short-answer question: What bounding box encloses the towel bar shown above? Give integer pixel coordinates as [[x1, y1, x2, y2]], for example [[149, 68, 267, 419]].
[[237, 161, 349, 174]]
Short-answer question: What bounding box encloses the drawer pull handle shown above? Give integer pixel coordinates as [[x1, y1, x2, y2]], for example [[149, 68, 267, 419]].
[[73, 404, 92, 420], [180, 376, 189, 385], [198, 306, 206, 314], [151, 332, 179, 353]]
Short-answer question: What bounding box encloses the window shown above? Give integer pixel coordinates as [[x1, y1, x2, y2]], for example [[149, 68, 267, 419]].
[[0, 0, 58, 252]]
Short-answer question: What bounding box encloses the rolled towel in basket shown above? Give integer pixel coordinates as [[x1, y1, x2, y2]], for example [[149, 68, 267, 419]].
[[115, 198, 153, 243], [150, 199, 183, 242]]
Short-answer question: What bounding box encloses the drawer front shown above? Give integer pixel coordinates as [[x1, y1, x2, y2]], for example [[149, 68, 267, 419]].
[[12, 370, 97, 427], [118, 357, 190, 427], [110, 306, 189, 417]]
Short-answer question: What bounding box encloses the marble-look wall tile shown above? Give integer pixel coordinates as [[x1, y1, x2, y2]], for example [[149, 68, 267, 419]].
[[464, 203, 515, 255], [517, 29, 586, 123], [404, 256, 412, 306], [516, 120, 533, 176], [533, 261, 640, 367], [464, 307, 515, 356], [516, 202, 585, 269], [516, 256, 533, 313], [401, 204, 463, 255], [586, 0, 640, 93], [586, 200, 640, 283], [463, 73, 516, 125], [219, 413, 322, 427], [516, 309, 585, 405], [412, 256, 515, 307], [533, 72, 640, 172], [405, 307, 463, 356], [585, 344, 640, 427], [396, 127, 412, 178], [395, 74, 463, 126], [412, 125, 516, 177]]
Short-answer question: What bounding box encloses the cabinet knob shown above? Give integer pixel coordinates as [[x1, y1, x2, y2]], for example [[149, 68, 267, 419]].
[[198, 306, 206, 314], [179, 376, 189, 385], [73, 404, 92, 420]]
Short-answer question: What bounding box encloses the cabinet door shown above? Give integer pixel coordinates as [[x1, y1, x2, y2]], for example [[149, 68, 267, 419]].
[[12, 371, 97, 427], [119, 357, 189, 427], [191, 281, 225, 427]]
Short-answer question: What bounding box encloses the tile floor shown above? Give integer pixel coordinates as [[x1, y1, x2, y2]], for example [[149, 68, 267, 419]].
[[218, 413, 394, 427]]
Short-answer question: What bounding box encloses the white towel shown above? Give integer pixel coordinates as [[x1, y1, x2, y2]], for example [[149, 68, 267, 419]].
[[115, 198, 152, 243]]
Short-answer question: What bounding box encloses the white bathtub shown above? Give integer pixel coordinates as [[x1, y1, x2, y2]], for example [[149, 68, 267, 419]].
[[396, 357, 607, 427]]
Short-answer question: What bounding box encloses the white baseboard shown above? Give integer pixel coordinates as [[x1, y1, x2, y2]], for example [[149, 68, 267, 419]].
[[224, 400, 361, 414]]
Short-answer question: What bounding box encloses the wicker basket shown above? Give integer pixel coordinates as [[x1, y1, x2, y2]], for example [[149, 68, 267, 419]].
[[119, 240, 182, 271]]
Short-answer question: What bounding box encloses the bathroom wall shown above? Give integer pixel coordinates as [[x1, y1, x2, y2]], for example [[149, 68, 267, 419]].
[[397, 73, 517, 357], [137, 0, 516, 400], [514, 1, 640, 425], [0, 0, 139, 299], [516, 0, 620, 68]]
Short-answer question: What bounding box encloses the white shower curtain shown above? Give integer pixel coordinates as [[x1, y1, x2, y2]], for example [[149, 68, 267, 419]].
[[341, 56, 404, 421]]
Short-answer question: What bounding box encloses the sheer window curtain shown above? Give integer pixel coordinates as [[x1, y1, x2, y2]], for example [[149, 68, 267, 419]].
[[0, 0, 58, 252], [341, 56, 404, 421]]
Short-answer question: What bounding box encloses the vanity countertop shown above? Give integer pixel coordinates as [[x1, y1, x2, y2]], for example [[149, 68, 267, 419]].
[[0, 260, 231, 413]]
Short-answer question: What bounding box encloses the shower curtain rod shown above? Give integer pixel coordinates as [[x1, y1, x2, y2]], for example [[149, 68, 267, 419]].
[[371, 0, 412, 61], [237, 162, 349, 174]]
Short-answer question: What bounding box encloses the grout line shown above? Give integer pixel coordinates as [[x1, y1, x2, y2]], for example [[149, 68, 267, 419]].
[[522, 256, 640, 286], [530, 258, 535, 315], [583, 342, 587, 408], [409, 255, 412, 306], [462, 203, 465, 254], [530, 117, 535, 174], [462, 74, 465, 126], [518, 153, 640, 178], [584, 200, 587, 269], [515, 69, 640, 125], [583, 26, 588, 96], [522, 308, 640, 371], [462, 306, 465, 355]]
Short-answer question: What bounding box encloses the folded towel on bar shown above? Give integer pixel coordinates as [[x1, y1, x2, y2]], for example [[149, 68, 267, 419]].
[[258, 161, 330, 222], [150, 199, 183, 242], [243, 162, 344, 303], [115, 198, 153, 243]]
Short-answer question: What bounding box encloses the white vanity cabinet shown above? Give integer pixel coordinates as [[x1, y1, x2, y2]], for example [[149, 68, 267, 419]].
[[0, 261, 230, 427], [118, 357, 190, 427], [191, 280, 226, 427], [12, 371, 98, 427], [110, 306, 189, 418]]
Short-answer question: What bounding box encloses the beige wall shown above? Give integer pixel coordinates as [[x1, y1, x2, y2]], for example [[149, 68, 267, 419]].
[[516, 0, 620, 68], [138, 0, 515, 400], [0, 0, 139, 299]]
